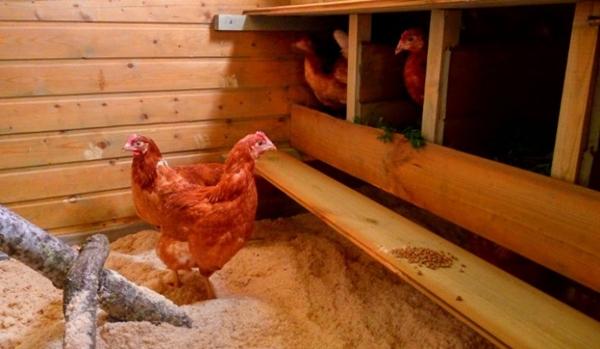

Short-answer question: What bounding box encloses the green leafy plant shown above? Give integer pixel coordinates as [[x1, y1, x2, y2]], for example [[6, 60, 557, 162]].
[[377, 126, 395, 143], [353, 115, 425, 149], [400, 127, 425, 149]]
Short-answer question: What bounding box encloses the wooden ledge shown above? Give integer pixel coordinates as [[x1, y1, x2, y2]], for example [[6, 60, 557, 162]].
[[288, 105, 600, 293], [244, 0, 574, 16], [256, 150, 600, 348]]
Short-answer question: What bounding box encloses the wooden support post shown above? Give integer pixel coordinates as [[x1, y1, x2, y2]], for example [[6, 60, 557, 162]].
[[422, 9, 461, 143], [346, 14, 372, 121], [551, 0, 600, 182], [579, 61, 600, 186]]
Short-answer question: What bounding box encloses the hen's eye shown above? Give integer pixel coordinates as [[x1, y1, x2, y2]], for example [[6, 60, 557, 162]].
[[258, 141, 265, 146]]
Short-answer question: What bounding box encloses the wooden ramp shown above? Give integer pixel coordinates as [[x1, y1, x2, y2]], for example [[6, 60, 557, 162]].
[[256, 151, 600, 349]]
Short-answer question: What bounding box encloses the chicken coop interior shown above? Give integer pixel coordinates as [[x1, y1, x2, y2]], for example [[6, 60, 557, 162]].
[[1, 0, 600, 348]]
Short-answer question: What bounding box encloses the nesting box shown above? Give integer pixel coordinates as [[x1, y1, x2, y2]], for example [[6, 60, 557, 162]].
[[1, 0, 600, 348]]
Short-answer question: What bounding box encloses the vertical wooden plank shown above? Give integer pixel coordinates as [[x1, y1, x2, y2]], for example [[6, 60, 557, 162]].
[[422, 9, 462, 143], [346, 14, 372, 121], [551, 0, 600, 182], [579, 66, 600, 186]]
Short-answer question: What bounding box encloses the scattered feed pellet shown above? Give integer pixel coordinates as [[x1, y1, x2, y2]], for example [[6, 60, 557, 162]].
[[390, 246, 456, 270]]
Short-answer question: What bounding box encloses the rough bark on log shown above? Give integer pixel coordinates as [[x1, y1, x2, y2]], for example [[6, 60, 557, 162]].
[[0, 205, 192, 327], [63, 234, 109, 349]]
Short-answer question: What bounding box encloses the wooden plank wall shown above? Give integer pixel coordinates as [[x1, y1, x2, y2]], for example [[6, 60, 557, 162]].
[[0, 0, 309, 234]]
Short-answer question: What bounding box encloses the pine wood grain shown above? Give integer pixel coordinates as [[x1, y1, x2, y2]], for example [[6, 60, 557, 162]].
[[0, 22, 298, 59], [346, 14, 371, 121], [8, 189, 135, 230], [244, 0, 574, 15], [0, 0, 288, 23], [422, 9, 461, 143], [0, 88, 291, 135], [0, 117, 288, 170], [0, 150, 225, 203], [551, 0, 600, 182], [256, 150, 600, 349], [290, 105, 600, 292], [0, 58, 303, 98]]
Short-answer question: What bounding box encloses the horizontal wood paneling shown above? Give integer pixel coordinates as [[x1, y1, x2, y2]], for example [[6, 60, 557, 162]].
[[0, 58, 303, 97], [0, 150, 225, 203], [0, 22, 299, 59], [0, 117, 288, 169], [0, 0, 301, 232], [0, 88, 291, 135], [0, 0, 289, 23], [290, 105, 600, 292], [8, 189, 135, 230], [50, 216, 145, 237]]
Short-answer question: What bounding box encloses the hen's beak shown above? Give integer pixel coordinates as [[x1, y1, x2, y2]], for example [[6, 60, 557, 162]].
[[394, 44, 404, 55], [264, 138, 277, 152], [123, 142, 136, 152]]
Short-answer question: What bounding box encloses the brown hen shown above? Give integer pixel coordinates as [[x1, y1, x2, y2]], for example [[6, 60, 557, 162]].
[[123, 134, 224, 227], [293, 30, 348, 110], [395, 28, 428, 106], [143, 132, 275, 288]]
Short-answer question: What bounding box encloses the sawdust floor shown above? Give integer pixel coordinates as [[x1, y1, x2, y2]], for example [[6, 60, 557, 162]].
[[0, 214, 494, 349]]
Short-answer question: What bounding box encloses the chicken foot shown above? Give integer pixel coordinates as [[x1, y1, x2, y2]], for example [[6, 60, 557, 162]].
[[63, 234, 109, 349], [0, 205, 192, 328]]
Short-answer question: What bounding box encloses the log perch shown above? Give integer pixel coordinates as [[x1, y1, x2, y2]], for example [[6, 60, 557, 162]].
[[0, 205, 192, 328], [63, 234, 109, 349]]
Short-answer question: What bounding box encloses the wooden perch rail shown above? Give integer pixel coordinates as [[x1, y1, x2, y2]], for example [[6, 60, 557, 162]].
[[0, 205, 192, 328], [63, 235, 109, 349], [255, 150, 600, 349], [289, 105, 600, 293]]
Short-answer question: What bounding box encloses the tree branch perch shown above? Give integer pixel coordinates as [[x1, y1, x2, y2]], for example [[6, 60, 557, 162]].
[[0, 205, 192, 328], [63, 234, 109, 349]]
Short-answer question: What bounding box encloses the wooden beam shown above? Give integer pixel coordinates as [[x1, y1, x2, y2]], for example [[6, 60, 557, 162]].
[[579, 62, 600, 186], [0, 22, 299, 60], [289, 105, 600, 292], [552, 0, 600, 182], [346, 14, 371, 121], [213, 14, 339, 31], [422, 9, 461, 143], [244, 0, 575, 16], [0, 117, 288, 170], [0, 58, 302, 98], [0, 88, 291, 135], [256, 150, 600, 349], [0, 0, 289, 23]]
